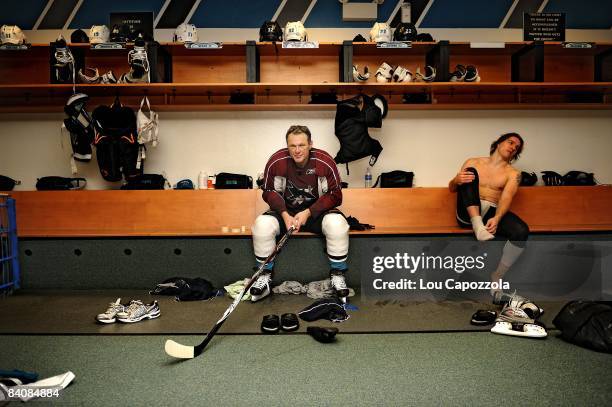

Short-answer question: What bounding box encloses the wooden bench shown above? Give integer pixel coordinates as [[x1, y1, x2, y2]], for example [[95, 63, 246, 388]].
[[8, 186, 612, 237]]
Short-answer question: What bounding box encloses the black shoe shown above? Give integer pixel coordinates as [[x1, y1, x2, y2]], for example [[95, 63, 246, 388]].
[[280, 313, 299, 332], [330, 270, 349, 298], [260, 314, 279, 334], [470, 310, 497, 326], [307, 326, 339, 343]]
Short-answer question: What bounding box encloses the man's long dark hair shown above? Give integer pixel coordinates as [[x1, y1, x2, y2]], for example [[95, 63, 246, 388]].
[[490, 132, 524, 162]]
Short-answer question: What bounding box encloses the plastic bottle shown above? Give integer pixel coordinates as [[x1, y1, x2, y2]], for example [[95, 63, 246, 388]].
[[198, 171, 208, 189], [364, 167, 372, 188], [207, 176, 214, 189]]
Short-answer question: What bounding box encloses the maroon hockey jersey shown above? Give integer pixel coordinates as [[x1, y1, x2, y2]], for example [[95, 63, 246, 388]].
[[262, 148, 342, 219]]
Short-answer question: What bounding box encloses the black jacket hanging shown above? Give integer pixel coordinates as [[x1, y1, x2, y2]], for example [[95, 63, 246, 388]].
[[333, 94, 385, 173]]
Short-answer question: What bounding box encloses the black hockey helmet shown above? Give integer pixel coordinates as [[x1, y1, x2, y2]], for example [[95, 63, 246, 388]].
[[70, 29, 89, 43], [259, 21, 283, 42], [415, 32, 434, 42], [393, 22, 417, 41], [110, 24, 131, 43], [520, 171, 537, 186]]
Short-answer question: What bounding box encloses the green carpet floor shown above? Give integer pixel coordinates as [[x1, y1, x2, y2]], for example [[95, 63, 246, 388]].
[[1, 333, 610, 406]]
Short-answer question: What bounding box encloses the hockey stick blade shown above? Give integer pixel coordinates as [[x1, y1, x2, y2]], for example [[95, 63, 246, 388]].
[[165, 339, 195, 359], [164, 226, 295, 359]]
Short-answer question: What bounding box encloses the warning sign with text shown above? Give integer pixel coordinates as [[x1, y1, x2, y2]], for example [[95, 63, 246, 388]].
[[523, 13, 565, 42]]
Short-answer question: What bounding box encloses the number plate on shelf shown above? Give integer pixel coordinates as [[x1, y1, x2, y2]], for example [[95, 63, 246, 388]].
[[91, 43, 126, 50], [282, 41, 319, 49], [185, 42, 223, 49], [562, 42, 594, 49], [0, 44, 30, 50], [377, 41, 412, 49]]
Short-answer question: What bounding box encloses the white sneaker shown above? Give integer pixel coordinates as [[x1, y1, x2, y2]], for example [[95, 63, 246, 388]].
[[96, 298, 126, 324], [116, 300, 160, 323]]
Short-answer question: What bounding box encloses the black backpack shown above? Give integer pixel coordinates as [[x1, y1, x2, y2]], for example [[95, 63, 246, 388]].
[[92, 99, 141, 182], [553, 300, 612, 353]]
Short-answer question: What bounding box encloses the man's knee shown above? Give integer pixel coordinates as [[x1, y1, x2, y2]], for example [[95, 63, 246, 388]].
[[509, 221, 529, 245], [322, 213, 349, 237], [252, 215, 280, 238], [464, 167, 478, 178]]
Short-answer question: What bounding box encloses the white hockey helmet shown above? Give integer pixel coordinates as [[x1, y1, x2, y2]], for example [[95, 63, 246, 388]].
[[1, 25, 27, 45], [369, 22, 391, 43], [174, 23, 198, 43], [284, 21, 307, 41], [89, 25, 110, 44]]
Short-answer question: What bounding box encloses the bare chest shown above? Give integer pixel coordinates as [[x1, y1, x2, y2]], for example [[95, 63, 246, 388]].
[[474, 164, 508, 190]]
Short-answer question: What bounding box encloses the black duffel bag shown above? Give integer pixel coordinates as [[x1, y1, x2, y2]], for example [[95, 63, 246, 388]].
[[215, 173, 253, 189], [372, 170, 414, 188], [553, 300, 612, 353], [121, 174, 168, 190], [36, 176, 86, 190], [0, 175, 20, 191]]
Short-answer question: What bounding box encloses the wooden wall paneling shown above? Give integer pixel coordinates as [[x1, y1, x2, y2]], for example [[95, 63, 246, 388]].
[[544, 55, 594, 82], [260, 55, 340, 83], [172, 56, 246, 83], [10, 187, 612, 237], [0, 47, 50, 84]]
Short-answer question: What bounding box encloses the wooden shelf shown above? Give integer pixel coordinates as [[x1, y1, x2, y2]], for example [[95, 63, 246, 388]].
[[1, 40, 611, 111], [0, 82, 610, 112]]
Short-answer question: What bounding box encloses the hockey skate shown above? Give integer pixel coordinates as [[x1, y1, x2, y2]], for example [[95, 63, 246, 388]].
[[493, 291, 544, 319], [490, 305, 547, 339], [250, 271, 272, 302], [52, 35, 75, 84], [121, 35, 150, 83], [330, 270, 349, 303]]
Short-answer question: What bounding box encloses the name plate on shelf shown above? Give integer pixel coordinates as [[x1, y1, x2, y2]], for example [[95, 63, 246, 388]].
[[470, 42, 505, 49], [91, 43, 126, 50], [562, 42, 594, 49], [0, 44, 30, 50], [185, 42, 223, 49], [377, 41, 412, 49], [282, 41, 319, 49]]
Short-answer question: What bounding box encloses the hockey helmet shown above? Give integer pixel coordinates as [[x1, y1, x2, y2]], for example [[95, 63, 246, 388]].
[[415, 32, 434, 42], [259, 21, 282, 42], [71, 29, 89, 43], [369, 22, 391, 43], [393, 22, 417, 41], [1, 25, 26, 45], [520, 171, 537, 186], [284, 21, 307, 41], [174, 23, 198, 43], [110, 24, 131, 43], [89, 25, 110, 44]]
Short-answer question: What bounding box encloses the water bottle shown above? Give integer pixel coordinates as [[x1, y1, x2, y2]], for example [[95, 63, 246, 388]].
[[364, 167, 372, 188], [198, 171, 208, 189]]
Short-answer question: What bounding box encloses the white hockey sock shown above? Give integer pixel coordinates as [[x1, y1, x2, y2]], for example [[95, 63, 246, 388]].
[[500, 241, 524, 269], [471, 216, 494, 241]]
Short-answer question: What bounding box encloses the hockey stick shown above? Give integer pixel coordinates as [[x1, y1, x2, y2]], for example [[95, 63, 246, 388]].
[[165, 225, 296, 359]]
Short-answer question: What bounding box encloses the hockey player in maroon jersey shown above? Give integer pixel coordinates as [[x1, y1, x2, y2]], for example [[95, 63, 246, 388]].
[[250, 125, 350, 301]]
